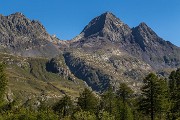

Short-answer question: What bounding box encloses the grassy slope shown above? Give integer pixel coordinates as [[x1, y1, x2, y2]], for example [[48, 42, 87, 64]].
[[0, 53, 85, 105]]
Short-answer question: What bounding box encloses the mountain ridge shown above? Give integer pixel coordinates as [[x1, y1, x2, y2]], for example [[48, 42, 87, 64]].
[[70, 12, 180, 69], [0, 11, 180, 95]]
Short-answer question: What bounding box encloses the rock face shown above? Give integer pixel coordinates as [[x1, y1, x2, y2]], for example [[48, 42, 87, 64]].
[[70, 12, 180, 70], [0, 12, 60, 57], [1, 12, 180, 93], [71, 12, 133, 49], [131, 23, 180, 69], [63, 52, 111, 91], [67, 12, 180, 91]]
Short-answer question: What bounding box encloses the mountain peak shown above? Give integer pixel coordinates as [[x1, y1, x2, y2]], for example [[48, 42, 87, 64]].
[[81, 12, 129, 39], [9, 12, 25, 17], [102, 11, 114, 17], [139, 22, 148, 27], [137, 22, 152, 30], [135, 22, 158, 38]]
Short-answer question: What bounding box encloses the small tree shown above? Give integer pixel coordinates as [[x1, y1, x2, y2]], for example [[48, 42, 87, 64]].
[[117, 83, 133, 104], [98, 111, 115, 120], [77, 88, 98, 113], [139, 73, 169, 120], [116, 83, 134, 120], [73, 110, 96, 120], [53, 95, 74, 118], [100, 86, 115, 114], [169, 69, 180, 120]]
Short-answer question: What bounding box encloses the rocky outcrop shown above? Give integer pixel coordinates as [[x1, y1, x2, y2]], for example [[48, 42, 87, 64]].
[[70, 12, 180, 70], [46, 58, 70, 77], [132, 22, 180, 69], [63, 52, 111, 92], [0, 12, 60, 57], [1, 11, 180, 93]]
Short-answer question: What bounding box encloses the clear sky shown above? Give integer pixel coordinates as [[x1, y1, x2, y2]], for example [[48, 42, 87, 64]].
[[0, 0, 180, 46]]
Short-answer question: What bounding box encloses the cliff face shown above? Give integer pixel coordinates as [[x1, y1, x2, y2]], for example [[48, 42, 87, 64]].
[[70, 12, 180, 70], [0, 12, 60, 57], [0, 12, 180, 93], [65, 12, 180, 91], [131, 22, 180, 69]]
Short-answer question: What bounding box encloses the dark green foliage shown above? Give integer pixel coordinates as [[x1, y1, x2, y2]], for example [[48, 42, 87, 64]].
[[100, 86, 116, 114], [169, 69, 180, 119], [73, 110, 96, 120], [77, 88, 99, 112], [53, 95, 74, 118], [98, 111, 115, 120], [116, 83, 133, 103], [115, 83, 134, 120], [117, 102, 133, 120], [0, 62, 179, 120], [1, 107, 59, 120], [139, 73, 169, 120]]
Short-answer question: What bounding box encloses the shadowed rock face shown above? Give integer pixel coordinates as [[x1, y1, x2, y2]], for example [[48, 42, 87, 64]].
[[1, 12, 180, 92], [64, 12, 180, 91], [131, 22, 180, 69], [63, 52, 111, 92], [0, 12, 60, 58], [70, 12, 180, 70], [81, 12, 131, 41], [71, 12, 133, 48]]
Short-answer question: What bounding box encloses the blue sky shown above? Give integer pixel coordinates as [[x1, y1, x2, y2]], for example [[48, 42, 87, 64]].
[[0, 0, 180, 46]]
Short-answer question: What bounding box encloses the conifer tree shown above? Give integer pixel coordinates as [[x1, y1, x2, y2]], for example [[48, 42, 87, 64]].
[[53, 95, 74, 118], [116, 83, 134, 120], [100, 86, 115, 114], [139, 73, 168, 120], [169, 69, 180, 119], [77, 88, 98, 113]]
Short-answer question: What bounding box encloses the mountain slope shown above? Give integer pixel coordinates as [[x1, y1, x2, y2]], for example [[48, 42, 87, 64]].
[[131, 22, 180, 69], [0, 52, 86, 104], [1, 11, 180, 95], [70, 12, 180, 69], [67, 12, 180, 91], [0, 12, 61, 58]]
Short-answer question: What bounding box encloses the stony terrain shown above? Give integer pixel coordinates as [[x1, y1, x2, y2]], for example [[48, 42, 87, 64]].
[[0, 12, 180, 102], [0, 12, 66, 58], [68, 12, 180, 92]]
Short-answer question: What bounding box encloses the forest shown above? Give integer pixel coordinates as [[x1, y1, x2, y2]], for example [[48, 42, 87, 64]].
[[0, 63, 179, 120]]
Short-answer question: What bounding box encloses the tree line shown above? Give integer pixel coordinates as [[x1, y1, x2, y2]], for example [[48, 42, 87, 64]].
[[0, 63, 179, 120]]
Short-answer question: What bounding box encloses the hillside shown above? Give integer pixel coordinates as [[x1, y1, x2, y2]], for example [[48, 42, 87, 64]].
[[0, 12, 180, 102], [68, 12, 180, 91], [0, 52, 86, 105]]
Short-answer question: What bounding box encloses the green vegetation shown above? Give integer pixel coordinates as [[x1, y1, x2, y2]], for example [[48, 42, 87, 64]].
[[0, 64, 7, 101], [138, 73, 169, 120], [169, 69, 180, 120], [0, 58, 180, 119], [0, 53, 85, 104]]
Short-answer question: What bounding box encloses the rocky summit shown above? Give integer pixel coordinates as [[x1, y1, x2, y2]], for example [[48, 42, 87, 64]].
[[0, 12, 180, 103], [0, 12, 62, 58], [68, 12, 180, 91], [70, 12, 180, 70]]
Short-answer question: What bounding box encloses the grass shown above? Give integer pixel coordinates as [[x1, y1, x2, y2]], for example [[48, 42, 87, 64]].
[[0, 53, 85, 106]]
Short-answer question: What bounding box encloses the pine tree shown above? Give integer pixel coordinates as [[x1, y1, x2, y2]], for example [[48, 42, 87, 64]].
[[116, 83, 134, 120], [100, 86, 115, 114], [169, 69, 180, 120], [139, 73, 168, 120], [53, 95, 74, 118], [117, 83, 133, 104], [77, 88, 99, 113], [73, 110, 96, 120]]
